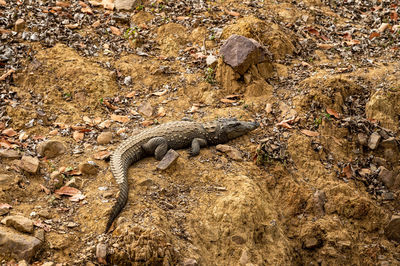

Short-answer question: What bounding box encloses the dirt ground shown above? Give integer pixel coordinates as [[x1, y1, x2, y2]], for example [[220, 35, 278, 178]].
[[1, 0, 400, 265]]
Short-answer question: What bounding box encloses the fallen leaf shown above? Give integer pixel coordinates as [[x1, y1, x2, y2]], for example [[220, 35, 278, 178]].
[[83, 116, 92, 124], [345, 39, 360, 45], [81, 7, 93, 14], [93, 151, 111, 160], [73, 131, 84, 142], [138, 102, 153, 117], [70, 193, 85, 202], [0, 138, 13, 149], [391, 11, 398, 21], [220, 98, 236, 103], [102, 0, 114, 10], [65, 24, 79, 29], [126, 91, 136, 98], [56, 1, 70, 7], [276, 122, 293, 129], [141, 120, 154, 127], [0, 69, 15, 81], [0, 0, 6, 6], [79, 1, 89, 7], [342, 32, 352, 40], [265, 103, 272, 114], [177, 16, 189, 20], [19, 132, 29, 141], [369, 32, 381, 40], [111, 114, 130, 123], [103, 99, 118, 110], [343, 164, 352, 178], [188, 105, 199, 113], [306, 27, 320, 36], [116, 128, 126, 135], [225, 94, 241, 99], [39, 184, 51, 195], [152, 89, 168, 96], [226, 10, 240, 17], [93, 117, 102, 125], [301, 129, 320, 137], [54, 122, 69, 129], [55, 186, 81, 196], [110, 26, 121, 35], [326, 108, 340, 119], [0, 122, 4, 130], [99, 120, 112, 129], [33, 220, 51, 232], [2, 128, 17, 137], [317, 43, 335, 49], [88, 0, 102, 6]]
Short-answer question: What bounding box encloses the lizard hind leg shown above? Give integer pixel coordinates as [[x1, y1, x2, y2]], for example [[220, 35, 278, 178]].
[[142, 137, 168, 160], [189, 138, 207, 157]]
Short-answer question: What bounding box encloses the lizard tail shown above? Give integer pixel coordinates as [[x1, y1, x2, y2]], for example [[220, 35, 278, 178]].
[[105, 181, 128, 233]]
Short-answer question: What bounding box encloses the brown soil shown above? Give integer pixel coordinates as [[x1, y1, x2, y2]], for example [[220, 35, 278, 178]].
[[1, 0, 400, 265]]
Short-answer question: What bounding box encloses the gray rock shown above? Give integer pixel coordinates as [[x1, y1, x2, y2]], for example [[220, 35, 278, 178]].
[[368, 132, 381, 150], [157, 149, 180, 170], [19, 155, 39, 173], [37, 140, 66, 159], [385, 215, 400, 242], [0, 227, 42, 261], [79, 161, 99, 175], [115, 0, 142, 11], [0, 149, 22, 158], [183, 258, 198, 266], [216, 144, 243, 161], [357, 133, 368, 146], [206, 55, 218, 68], [378, 166, 395, 189], [1, 215, 34, 234], [220, 34, 270, 75], [97, 132, 113, 145]]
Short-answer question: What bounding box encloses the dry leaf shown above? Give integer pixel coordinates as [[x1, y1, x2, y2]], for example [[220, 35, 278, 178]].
[[369, 32, 380, 40], [103, 99, 118, 110], [220, 98, 236, 103], [306, 27, 320, 36], [345, 39, 360, 45], [343, 164, 352, 178], [126, 91, 136, 98], [188, 105, 199, 113], [33, 220, 51, 232], [99, 120, 112, 129], [102, 0, 114, 10], [138, 102, 153, 117], [0, 69, 15, 81], [177, 16, 189, 20], [110, 26, 121, 35], [0, 138, 14, 149], [116, 128, 126, 135], [88, 0, 102, 6], [226, 10, 240, 17], [83, 116, 92, 124], [391, 12, 398, 21], [141, 120, 154, 127], [55, 186, 81, 196], [111, 114, 130, 123], [2, 128, 17, 137], [56, 1, 70, 7], [301, 129, 320, 137], [265, 103, 272, 114], [225, 94, 241, 99], [0, 0, 6, 6], [317, 43, 335, 49], [70, 193, 85, 202], [0, 122, 4, 130], [54, 122, 69, 129], [152, 89, 168, 96], [81, 7, 93, 14], [48, 129, 58, 136], [326, 108, 340, 119], [79, 1, 88, 7], [73, 131, 84, 142], [39, 184, 51, 195], [0, 203, 12, 209], [93, 117, 102, 124], [276, 122, 293, 129], [65, 23, 79, 29]]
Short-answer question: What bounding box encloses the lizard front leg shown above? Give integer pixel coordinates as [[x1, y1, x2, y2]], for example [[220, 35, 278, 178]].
[[142, 137, 168, 160], [189, 138, 207, 157]]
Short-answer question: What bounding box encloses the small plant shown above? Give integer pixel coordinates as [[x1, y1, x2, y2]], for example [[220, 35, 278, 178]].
[[124, 27, 138, 40], [99, 98, 104, 104], [314, 116, 322, 127], [136, 5, 144, 10], [205, 67, 215, 84]]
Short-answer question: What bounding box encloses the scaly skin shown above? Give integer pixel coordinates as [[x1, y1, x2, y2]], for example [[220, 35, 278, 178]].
[[105, 118, 258, 233]]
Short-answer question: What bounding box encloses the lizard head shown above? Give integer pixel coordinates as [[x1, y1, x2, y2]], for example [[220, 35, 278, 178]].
[[220, 118, 259, 140]]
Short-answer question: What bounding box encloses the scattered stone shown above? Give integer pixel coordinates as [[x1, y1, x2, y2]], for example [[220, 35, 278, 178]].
[[37, 140, 67, 159], [97, 132, 112, 145], [368, 132, 381, 150], [313, 190, 326, 217], [220, 34, 270, 75], [380, 137, 400, 163], [96, 243, 107, 264], [2, 215, 34, 234], [385, 215, 400, 242], [65, 177, 80, 189], [183, 258, 198, 266], [382, 192, 394, 200], [14, 19, 25, 32], [115, 0, 142, 11], [358, 168, 371, 177], [49, 171, 64, 190], [66, 222, 78, 228], [33, 228, 45, 242], [79, 161, 99, 175], [239, 249, 249, 265], [373, 157, 388, 168], [138, 101, 154, 117], [303, 236, 319, 249], [0, 149, 22, 158], [157, 149, 180, 170], [18, 260, 29, 266], [42, 262, 54, 266], [216, 144, 243, 161], [206, 55, 218, 67], [231, 235, 246, 244], [357, 133, 368, 146], [19, 156, 39, 173], [378, 166, 395, 189], [37, 209, 51, 219], [0, 203, 12, 215], [0, 227, 42, 261]]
